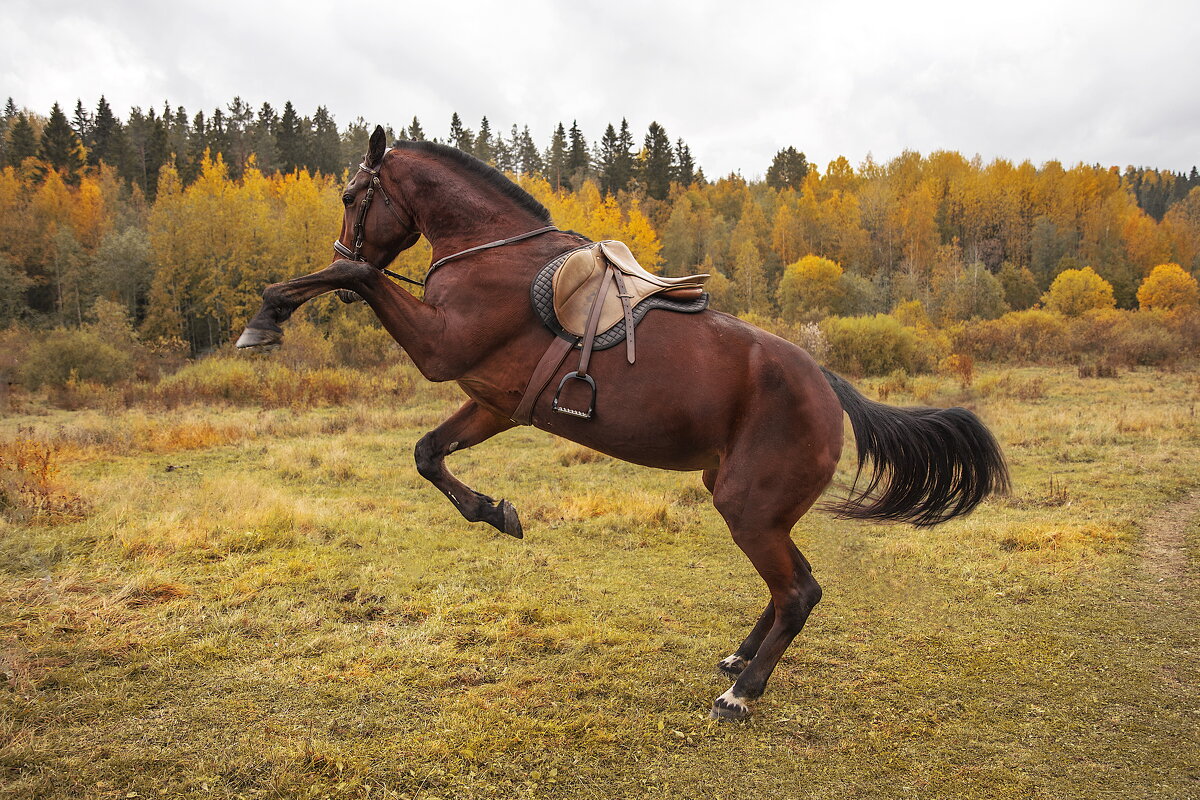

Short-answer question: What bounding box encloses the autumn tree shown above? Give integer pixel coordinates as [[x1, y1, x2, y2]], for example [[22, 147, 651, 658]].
[[1136, 262, 1200, 310], [777, 255, 844, 322], [1042, 266, 1116, 316]]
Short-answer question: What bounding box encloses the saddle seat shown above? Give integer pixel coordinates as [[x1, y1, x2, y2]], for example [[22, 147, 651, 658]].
[[552, 241, 708, 337]]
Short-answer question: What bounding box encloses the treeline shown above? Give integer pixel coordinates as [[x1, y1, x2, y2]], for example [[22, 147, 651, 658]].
[[0, 97, 700, 202], [2, 95, 1200, 358]]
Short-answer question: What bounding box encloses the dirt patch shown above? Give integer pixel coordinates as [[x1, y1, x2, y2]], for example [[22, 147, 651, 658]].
[[1142, 489, 1200, 588]]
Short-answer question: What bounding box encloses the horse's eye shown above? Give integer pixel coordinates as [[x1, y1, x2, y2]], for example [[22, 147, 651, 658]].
[[342, 193, 355, 207]]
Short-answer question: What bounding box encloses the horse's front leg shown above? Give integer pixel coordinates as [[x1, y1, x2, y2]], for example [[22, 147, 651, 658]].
[[414, 400, 523, 538], [236, 260, 379, 348]]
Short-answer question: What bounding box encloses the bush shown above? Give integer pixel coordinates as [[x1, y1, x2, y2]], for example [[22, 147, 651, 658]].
[[820, 314, 942, 376], [954, 309, 1068, 363], [18, 328, 135, 389]]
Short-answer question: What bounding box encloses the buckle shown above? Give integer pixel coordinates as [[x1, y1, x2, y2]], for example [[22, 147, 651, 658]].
[[552, 372, 596, 419]]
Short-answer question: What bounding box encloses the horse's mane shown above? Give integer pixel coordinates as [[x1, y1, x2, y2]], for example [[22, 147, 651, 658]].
[[391, 140, 551, 224]]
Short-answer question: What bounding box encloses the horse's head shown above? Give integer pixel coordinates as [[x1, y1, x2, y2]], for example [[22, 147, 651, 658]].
[[333, 125, 421, 268]]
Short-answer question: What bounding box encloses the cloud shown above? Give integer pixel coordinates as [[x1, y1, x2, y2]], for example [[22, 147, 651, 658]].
[[4, 0, 1198, 175]]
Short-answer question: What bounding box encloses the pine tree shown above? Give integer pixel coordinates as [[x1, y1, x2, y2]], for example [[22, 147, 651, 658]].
[[225, 96, 254, 175], [766, 147, 808, 191], [546, 122, 568, 190], [39, 102, 85, 179], [641, 121, 674, 200], [474, 116, 494, 164]]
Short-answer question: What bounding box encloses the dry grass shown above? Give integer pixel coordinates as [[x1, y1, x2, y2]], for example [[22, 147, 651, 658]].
[[0, 365, 1197, 799]]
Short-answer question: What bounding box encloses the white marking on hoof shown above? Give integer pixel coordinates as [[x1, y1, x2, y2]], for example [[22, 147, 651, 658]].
[[718, 655, 748, 674], [709, 686, 751, 720]]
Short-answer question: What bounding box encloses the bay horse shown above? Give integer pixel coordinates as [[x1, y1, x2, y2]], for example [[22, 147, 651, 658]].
[[237, 126, 1009, 720]]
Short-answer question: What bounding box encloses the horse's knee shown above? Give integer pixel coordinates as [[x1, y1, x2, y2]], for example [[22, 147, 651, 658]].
[[777, 574, 822, 630], [413, 434, 442, 481]]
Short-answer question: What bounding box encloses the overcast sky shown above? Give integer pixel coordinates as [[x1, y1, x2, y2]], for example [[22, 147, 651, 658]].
[[3, 0, 1198, 178]]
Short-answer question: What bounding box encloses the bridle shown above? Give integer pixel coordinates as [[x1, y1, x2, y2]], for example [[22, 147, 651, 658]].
[[333, 158, 425, 286], [334, 156, 559, 288]]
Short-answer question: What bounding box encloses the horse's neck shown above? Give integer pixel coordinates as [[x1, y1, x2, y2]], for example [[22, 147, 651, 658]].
[[400, 156, 547, 263]]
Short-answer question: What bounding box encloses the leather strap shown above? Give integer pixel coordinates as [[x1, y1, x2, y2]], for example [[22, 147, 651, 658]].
[[511, 335, 576, 425], [425, 225, 560, 282], [610, 269, 636, 364], [576, 265, 614, 377]]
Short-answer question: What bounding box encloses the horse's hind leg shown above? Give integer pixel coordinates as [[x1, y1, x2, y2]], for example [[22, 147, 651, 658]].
[[414, 400, 523, 538], [707, 454, 834, 720]]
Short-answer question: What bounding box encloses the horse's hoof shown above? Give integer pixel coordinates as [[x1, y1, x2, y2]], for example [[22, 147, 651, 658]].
[[709, 689, 752, 721], [500, 500, 523, 539], [236, 326, 282, 348], [717, 655, 748, 680], [335, 289, 363, 304]]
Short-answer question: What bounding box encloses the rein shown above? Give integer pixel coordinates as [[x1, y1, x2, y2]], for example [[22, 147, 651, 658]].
[[334, 159, 558, 288]]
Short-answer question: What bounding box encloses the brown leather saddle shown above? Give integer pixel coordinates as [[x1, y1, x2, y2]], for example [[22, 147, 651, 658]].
[[512, 241, 709, 424]]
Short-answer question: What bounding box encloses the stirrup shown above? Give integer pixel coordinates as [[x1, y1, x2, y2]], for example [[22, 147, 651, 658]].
[[552, 372, 596, 419]]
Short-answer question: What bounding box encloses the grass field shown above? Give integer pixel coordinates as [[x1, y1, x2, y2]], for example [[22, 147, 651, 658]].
[[1, 364, 1198, 799]]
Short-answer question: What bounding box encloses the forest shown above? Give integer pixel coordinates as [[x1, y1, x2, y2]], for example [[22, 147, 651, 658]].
[[1, 95, 1199, 369]]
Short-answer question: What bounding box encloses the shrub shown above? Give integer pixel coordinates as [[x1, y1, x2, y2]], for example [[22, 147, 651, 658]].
[[820, 314, 942, 376], [18, 328, 135, 389], [954, 309, 1068, 363]]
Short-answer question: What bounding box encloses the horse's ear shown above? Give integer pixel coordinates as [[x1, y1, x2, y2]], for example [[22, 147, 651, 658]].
[[367, 125, 386, 166]]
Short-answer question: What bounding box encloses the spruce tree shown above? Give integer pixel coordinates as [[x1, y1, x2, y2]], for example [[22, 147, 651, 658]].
[[598, 123, 620, 195], [474, 116, 494, 164], [674, 138, 695, 187], [71, 99, 92, 146], [516, 125, 542, 176], [765, 146, 808, 191], [545, 123, 568, 190], [448, 112, 473, 151], [90, 96, 121, 167], [39, 102, 85, 178], [311, 106, 341, 175], [406, 116, 426, 141], [276, 101, 303, 173], [7, 114, 37, 167], [252, 103, 278, 172], [612, 118, 635, 194], [567, 120, 589, 187], [641, 121, 674, 200]]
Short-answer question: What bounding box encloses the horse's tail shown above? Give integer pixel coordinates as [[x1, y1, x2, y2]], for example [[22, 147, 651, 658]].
[[819, 367, 1010, 527]]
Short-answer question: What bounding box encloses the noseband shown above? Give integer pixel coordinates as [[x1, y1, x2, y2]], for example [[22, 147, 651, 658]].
[[335, 159, 560, 288]]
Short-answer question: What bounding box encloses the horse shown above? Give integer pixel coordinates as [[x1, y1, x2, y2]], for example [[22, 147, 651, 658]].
[[237, 126, 1009, 720]]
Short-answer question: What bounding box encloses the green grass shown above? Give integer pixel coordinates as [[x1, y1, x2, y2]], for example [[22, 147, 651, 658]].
[[1, 366, 1198, 799]]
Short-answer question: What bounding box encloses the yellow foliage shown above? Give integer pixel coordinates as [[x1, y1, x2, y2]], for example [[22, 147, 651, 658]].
[[1042, 266, 1116, 316], [777, 254, 843, 322], [1137, 262, 1199, 311]]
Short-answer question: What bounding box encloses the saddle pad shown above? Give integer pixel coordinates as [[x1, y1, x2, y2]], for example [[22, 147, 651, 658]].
[[531, 249, 709, 351]]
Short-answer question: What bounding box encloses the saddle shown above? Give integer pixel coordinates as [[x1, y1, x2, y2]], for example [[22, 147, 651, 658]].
[[512, 241, 709, 424]]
